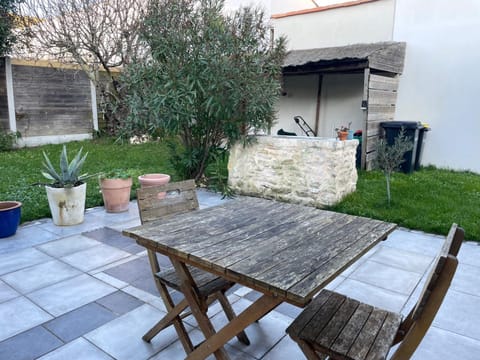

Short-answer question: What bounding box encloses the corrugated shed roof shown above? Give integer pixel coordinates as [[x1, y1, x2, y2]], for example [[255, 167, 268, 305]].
[[283, 41, 406, 73]]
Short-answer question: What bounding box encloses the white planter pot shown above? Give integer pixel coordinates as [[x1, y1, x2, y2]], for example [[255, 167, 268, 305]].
[[45, 183, 86, 226]]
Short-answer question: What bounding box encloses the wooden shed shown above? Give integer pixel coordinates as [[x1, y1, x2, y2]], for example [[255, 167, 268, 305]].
[[282, 41, 406, 170]]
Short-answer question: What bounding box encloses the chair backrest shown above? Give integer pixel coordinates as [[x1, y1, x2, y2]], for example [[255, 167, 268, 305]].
[[391, 223, 464, 359], [136, 179, 199, 225]]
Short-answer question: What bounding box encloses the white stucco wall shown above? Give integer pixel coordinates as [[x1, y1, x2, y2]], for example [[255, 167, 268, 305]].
[[393, 0, 480, 172], [272, 0, 395, 50]]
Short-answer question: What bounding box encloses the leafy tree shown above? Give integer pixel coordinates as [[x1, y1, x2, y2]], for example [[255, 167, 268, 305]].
[[120, 0, 286, 181], [0, 0, 18, 55], [375, 128, 414, 205]]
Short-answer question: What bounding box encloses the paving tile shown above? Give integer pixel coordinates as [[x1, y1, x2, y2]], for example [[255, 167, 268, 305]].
[[44, 302, 117, 342], [85, 304, 185, 360], [60, 244, 131, 272], [273, 302, 303, 319], [27, 274, 116, 317], [0, 225, 58, 255], [96, 290, 144, 315], [36, 234, 101, 258], [432, 289, 480, 341], [0, 326, 63, 360], [121, 285, 166, 312], [368, 245, 433, 274], [349, 260, 422, 295], [151, 328, 255, 360], [37, 337, 114, 360], [382, 229, 443, 257], [0, 280, 19, 303], [83, 227, 145, 254], [103, 256, 153, 284], [0, 248, 53, 276], [334, 278, 408, 313], [451, 262, 480, 297], [92, 272, 129, 289], [37, 219, 106, 238], [209, 298, 292, 359], [458, 241, 480, 267], [0, 297, 52, 342], [1, 260, 81, 294], [411, 326, 480, 360], [262, 334, 305, 360]]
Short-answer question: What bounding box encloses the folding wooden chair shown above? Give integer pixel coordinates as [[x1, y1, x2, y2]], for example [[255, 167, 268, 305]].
[[136, 179, 250, 353], [287, 223, 464, 360]]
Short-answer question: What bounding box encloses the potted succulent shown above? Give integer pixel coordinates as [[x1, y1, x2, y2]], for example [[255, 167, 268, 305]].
[[99, 169, 133, 213], [335, 122, 352, 141], [40, 145, 91, 226], [0, 201, 22, 238]]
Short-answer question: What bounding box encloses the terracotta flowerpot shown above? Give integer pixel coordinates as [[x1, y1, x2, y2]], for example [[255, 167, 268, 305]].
[[337, 131, 349, 141], [100, 177, 133, 213], [138, 173, 171, 188], [0, 201, 22, 238], [138, 173, 171, 199], [46, 183, 86, 226]]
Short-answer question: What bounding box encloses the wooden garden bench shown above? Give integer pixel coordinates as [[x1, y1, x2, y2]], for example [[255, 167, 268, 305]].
[[136, 180, 250, 353], [286, 223, 464, 360]]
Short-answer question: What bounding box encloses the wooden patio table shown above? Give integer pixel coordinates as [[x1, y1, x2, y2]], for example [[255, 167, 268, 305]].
[[123, 196, 396, 360]]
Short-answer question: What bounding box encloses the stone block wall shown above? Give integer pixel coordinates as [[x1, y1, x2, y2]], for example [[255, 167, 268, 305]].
[[228, 135, 358, 207]]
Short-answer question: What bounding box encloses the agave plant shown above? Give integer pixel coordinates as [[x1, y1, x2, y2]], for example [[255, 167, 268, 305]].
[[41, 145, 90, 188]]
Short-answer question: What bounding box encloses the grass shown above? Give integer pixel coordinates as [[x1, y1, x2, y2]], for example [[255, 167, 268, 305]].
[[0, 138, 175, 223], [1, 140, 479, 242], [328, 166, 480, 241]]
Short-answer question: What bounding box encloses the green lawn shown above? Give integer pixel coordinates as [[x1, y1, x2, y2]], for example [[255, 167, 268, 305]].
[[1, 140, 479, 241], [0, 139, 175, 223], [328, 167, 480, 241]]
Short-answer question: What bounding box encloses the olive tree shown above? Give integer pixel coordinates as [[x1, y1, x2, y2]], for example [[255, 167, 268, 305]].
[[375, 128, 414, 205], [120, 0, 286, 181]]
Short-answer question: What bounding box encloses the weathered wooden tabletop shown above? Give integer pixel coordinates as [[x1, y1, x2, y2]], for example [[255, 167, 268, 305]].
[[124, 196, 396, 307]]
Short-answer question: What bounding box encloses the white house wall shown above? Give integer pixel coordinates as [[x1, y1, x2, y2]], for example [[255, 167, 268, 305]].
[[273, 0, 395, 50], [393, 0, 480, 173]]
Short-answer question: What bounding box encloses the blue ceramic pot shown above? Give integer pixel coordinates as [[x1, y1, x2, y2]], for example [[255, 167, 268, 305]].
[[0, 201, 22, 238]]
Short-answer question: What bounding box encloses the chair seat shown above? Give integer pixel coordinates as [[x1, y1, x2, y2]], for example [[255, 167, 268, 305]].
[[287, 290, 402, 360], [157, 266, 233, 298]]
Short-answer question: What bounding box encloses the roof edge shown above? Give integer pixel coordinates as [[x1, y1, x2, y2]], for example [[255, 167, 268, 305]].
[[271, 0, 382, 19]]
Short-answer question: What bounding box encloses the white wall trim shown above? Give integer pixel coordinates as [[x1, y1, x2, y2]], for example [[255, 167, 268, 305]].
[[5, 57, 17, 132], [90, 80, 99, 131], [16, 133, 93, 148]]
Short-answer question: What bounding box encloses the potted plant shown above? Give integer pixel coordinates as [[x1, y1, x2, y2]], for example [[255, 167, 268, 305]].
[[0, 201, 22, 238], [335, 123, 352, 141], [99, 169, 133, 213], [40, 145, 91, 226]]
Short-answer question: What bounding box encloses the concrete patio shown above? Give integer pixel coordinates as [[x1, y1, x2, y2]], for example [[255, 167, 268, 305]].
[[0, 189, 479, 359]]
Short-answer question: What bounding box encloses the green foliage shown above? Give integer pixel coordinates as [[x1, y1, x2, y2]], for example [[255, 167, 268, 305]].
[[374, 128, 414, 204], [0, 130, 20, 151], [0, 0, 18, 55], [120, 0, 286, 181], [99, 168, 135, 179], [205, 147, 234, 198], [41, 145, 91, 188]]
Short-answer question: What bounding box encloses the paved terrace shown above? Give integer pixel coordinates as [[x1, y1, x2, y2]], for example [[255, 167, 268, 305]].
[[0, 190, 479, 359]]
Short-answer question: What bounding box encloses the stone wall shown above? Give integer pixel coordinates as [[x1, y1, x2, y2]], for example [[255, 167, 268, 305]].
[[228, 135, 358, 207]]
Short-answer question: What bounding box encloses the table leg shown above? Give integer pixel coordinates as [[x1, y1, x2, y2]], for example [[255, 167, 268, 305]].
[[171, 259, 230, 360], [186, 293, 283, 360]]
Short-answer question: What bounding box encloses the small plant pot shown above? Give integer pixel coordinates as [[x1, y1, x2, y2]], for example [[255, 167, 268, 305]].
[[0, 201, 22, 238], [138, 173, 171, 199], [46, 183, 86, 226], [100, 177, 133, 213]]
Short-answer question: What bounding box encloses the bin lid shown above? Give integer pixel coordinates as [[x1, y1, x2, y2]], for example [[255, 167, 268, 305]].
[[380, 121, 421, 129]]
